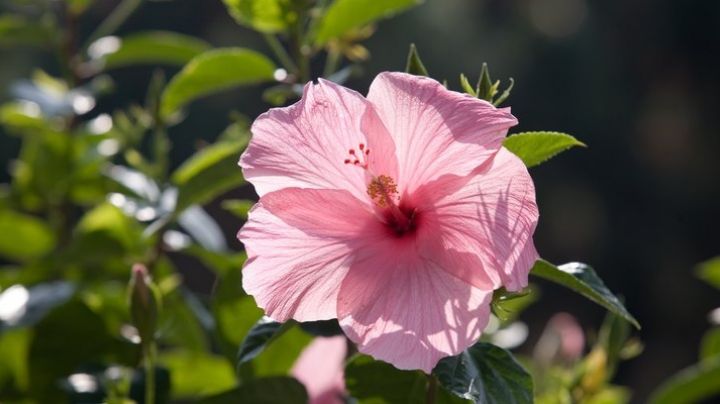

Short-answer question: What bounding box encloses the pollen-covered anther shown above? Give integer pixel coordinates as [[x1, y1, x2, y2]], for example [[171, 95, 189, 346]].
[[367, 175, 398, 208], [343, 143, 370, 168]]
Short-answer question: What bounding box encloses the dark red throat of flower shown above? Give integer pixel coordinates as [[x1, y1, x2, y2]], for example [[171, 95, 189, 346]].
[[367, 175, 417, 236]]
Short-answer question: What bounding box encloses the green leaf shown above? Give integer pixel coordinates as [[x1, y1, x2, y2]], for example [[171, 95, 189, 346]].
[[222, 199, 255, 220], [161, 48, 276, 118], [92, 31, 211, 70], [237, 318, 291, 366], [530, 259, 640, 329], [0, 210, 56, 262], [476, 63, 493, 102], [345, 354, 427, 403], [222, 0, 295, 33], [0, 14, 51, 48], [0, 328, 30, 394], [491, 286, 538, 324], [199, 377, 307, 404], [459, 74, 476, 97], [696, 256, 720, 290], [215, 296, 263, 346], [503, 131, 586, 168], [171, 137, 249, 211], [700, 328, 720, 361], [434, 342, 533, 404], [160, 350, 237, 400], [649, 357, 720, 404], [315, 0, 423, 44], [236, 318, 312, 377], [405, 43, 428, 76]]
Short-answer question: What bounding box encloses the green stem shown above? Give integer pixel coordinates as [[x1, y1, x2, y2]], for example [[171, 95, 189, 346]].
[[84, 0, 144, 48], [425, 374, 437, 404], [322, 48, 341, 78], [144, 342, 157, 404], [263, 33, 298, 76]]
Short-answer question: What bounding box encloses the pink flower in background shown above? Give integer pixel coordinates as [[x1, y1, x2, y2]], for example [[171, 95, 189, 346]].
[[238, 72, 539, 372], [291, 336, 347, 404]]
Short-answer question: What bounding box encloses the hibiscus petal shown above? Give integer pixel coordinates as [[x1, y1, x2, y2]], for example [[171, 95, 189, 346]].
[[240, 79, 397, 202], [239, 188, 383, 321], [338, 240, 493, 373], [415, 148, 539, 292], [366, 72, 518, 195], [291, 336, 347, 404]]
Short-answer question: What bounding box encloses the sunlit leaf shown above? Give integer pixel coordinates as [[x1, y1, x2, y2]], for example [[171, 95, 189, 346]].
[[0, 14, 51, 48], [0, 211, 56, 262], [160, 350, 237, 400], [649, 357, 720, 404], [530, 260, 640, 329], [503, 131, 585, 168], [91, 31, 211, 70], [172, 137, 249, 211], [315, 0, 423, 44], [221, 199, 255, 220], [222, 0, 295, 33], [161, 48, 275, 118], [434, 342, 533, 404], [696, 256, 720, 290], [700, 328, 720, 361]]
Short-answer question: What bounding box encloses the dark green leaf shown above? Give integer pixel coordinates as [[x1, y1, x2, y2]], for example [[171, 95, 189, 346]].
[[160, 350, 237, 399], [222, 0, 295, 34], [28, 300, 137, 402], [299, 319, 343, 337], [91, 31, 211, 70], [315, 0, 423, 44], [345, 354, 427, 403], [237, 317, 290, 366], [252, 325, 312, 376], [696, 256, 720, 290], [597, 311, 631, 376], [649, 357, 720, 404], [476, 63, 493, 102], [434, 342, 533, 404], [405, 43, 428, 76], [530, 259, 640, 329], [172, 137, 249, 211], [0, 210, 56, 262], [199, 377, 307, 404], [503, 131, 586, 168], [161, 48, 276, 118]]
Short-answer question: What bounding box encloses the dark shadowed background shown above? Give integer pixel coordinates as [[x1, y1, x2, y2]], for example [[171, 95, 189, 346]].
[[1, 0, 718, 400]]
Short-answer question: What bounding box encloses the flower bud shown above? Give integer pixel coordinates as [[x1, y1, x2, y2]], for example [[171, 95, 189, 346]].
[[128, 264, 160, 347]]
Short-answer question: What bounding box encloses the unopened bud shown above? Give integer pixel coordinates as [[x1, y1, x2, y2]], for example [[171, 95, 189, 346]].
[[129, 264, 160, 347]]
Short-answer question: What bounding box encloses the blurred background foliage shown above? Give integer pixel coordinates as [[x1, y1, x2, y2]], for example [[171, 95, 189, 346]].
[[0, 0, 718, 403]]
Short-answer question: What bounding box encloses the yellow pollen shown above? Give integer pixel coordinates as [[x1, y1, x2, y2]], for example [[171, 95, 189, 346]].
[[367, 175, 398, 207]]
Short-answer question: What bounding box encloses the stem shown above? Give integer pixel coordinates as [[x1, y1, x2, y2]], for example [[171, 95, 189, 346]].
[[291, 6, 310, 82], [144, 342, 157, 404], [322, 47, 340, 78], [425, 374, 437, 404], [84, 0, 144, 48], [263, 33, 298, 75]]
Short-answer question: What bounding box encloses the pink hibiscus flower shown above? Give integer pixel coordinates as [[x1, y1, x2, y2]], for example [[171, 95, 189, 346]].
[[238, 72, 539, 372]]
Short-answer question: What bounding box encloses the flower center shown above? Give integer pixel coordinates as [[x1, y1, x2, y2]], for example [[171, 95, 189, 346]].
[[366, 175, 417, 236], [343, 142, 417, 236]]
